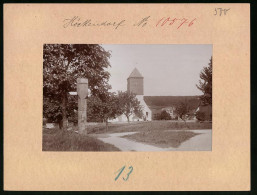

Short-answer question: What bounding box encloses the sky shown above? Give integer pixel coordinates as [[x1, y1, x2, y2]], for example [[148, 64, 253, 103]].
[[102, 44, 212, 96]]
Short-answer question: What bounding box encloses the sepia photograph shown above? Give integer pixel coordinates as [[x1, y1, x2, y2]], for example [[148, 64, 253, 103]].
[[43, 44, 212, 151], [4, 2, 251, 191]]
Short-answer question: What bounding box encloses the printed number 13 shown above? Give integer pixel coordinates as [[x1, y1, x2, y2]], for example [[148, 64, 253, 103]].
[[115, 166, 133, 181]]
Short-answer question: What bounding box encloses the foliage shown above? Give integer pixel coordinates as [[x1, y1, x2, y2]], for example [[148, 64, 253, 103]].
[[175, 102, 190, 121], [61, 92, 122, 129], [87, 96, 103, 123], [196, 57, 212, 105], [154, 110, 172, 120], [160, 110, 172, 120], [195, 111, 205, 121], [43, 44, 111, 97], [43, 97, 62, 122], [87, 92, 123, 130], [117, 91, 143, 122], [43, 44, 111, 130]]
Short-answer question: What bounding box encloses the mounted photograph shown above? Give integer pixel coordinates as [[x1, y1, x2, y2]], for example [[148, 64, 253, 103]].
[[43, 44, 212, 151]]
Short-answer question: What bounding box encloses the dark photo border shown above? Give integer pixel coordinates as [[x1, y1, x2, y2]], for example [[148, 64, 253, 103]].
[[1, 0, 255, 194]]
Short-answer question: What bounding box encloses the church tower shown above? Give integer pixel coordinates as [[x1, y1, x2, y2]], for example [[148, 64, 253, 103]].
[[127, 68, 144, 95], [126, 68, 152, 121], [110, 68, 152, 122]]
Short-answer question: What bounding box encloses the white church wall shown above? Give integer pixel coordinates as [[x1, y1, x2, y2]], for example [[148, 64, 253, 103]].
[[108, 114, 137, 123], [136, 95, 152, 121]]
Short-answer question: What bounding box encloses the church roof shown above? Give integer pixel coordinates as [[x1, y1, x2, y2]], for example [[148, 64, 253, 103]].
[[143, 96, 200, 110], [128, 68, 143, 78]]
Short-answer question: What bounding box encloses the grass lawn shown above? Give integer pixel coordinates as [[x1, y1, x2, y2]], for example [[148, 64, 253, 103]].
[[42, 121, 211, 151], [122, 130, 201, 148], [87, 121, 212, 134], [42, 128, 120, 151]]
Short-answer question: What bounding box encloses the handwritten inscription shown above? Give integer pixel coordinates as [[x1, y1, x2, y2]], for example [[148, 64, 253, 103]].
[[115, 166, 133, 181], [156, 17, 197, 29], [214, 8, 230, 16], [63, 16, 197, 30], [63, 16, 126, 29], [133, 16, 150, 27]]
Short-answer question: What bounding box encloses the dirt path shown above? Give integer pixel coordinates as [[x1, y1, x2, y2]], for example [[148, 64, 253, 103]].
[[93, 130, 212, 151], [95, 132, 167, 151], [165, 130, 212, 151]]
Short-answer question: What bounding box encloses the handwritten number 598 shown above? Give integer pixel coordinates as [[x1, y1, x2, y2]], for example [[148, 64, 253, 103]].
[[115, 166, 133, 181]]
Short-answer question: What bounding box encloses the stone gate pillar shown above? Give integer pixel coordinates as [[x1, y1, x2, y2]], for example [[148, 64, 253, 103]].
[[77, 78, 88, 134]]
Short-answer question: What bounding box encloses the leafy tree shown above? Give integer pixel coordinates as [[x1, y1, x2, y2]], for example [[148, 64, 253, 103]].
[[175, 102, 188, 120], [175, 101, 191, 128], [196, 57, 212, 105], [87, 96, 103, 123], [117, 91, 143, 122], [43, 44, 111, 130], [87, 93, 122, 130]]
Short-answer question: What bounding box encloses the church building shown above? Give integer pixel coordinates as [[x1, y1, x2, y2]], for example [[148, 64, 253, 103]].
[[110, 68, 203, 122], [109, 68, 152, 122]]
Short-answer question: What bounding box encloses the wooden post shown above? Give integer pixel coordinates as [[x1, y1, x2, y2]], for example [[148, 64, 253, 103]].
[[77, 78, 88, 134]]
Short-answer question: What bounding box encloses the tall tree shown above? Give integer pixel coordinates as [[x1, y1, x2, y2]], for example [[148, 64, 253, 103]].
[[196, 57, 212, 105], [43, 44, 111, 130], [118, 91, 143, 122]]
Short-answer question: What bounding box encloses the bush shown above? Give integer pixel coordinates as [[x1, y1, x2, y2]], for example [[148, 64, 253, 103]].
[[160, 110, 172, 120], [154, 110, 172, 120], [196, 111, 205, 121]]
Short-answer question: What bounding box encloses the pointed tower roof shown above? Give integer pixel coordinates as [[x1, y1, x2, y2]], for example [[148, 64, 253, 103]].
[[128, 68, 143, 78]]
